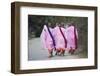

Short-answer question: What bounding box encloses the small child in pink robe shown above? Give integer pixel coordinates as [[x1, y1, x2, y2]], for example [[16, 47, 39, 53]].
[[65, 23, 78, 54], [40, 23, 55, 57], [54, 23, 67, 56]]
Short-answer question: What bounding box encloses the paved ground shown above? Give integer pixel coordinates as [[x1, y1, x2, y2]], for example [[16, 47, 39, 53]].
[[28, 38, 87, 61]]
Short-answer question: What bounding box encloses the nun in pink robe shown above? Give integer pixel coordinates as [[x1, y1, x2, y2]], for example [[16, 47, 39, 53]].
[[54, 23, 67, 56], [40, 24, 55, 57], [65, 23, 78, 54]]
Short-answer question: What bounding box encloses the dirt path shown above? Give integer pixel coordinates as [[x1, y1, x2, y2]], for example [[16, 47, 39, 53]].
[[28, 38, 87, 61]]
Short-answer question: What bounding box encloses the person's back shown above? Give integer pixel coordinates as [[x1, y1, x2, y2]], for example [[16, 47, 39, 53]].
[[53, 23, 66, 56], [40, 24, 55, 57], [65, 24, 78, 54]]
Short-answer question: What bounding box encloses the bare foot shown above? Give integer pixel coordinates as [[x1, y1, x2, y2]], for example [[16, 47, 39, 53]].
[[70, 50, 75, 55], [48, 55, 53, 58]]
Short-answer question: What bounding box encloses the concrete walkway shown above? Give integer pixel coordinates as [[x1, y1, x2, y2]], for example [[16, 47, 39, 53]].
[[28, 38, 87, 61]]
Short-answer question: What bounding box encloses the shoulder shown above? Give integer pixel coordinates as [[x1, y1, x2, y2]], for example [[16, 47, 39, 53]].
[[49, 27, 54, 31], [61, 27, 65, 31], [53, 26, 57, 30]]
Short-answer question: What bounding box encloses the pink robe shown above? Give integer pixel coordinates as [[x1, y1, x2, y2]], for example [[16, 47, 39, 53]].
[[66, 26, 78, 50], [54, 26, 66, 50], [40, 25, 54, 50]]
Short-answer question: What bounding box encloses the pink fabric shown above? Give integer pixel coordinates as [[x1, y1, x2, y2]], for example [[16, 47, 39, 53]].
[[40, 25, 54, 50], [65, 26, 78, 50], [54, 26, 66, 49]]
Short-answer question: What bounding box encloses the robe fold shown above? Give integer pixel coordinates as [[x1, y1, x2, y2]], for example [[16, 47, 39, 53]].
[[65, 25, 78, 50], [40, 25, 55, 51], [54, 26, 66, 50]]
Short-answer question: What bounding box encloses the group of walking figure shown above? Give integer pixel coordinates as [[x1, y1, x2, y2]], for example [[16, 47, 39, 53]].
[[40, 22, 78, 58]]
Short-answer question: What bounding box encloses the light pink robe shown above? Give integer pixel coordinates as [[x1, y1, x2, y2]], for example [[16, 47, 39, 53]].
[[54, 26, 66, 50], [40, 25, 54, 50], [65, 26, 78, 50]]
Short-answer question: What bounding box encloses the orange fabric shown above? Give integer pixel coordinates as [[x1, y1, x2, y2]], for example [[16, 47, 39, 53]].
[[56, 48, 65, 52], [48, 49, 53, 53]]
